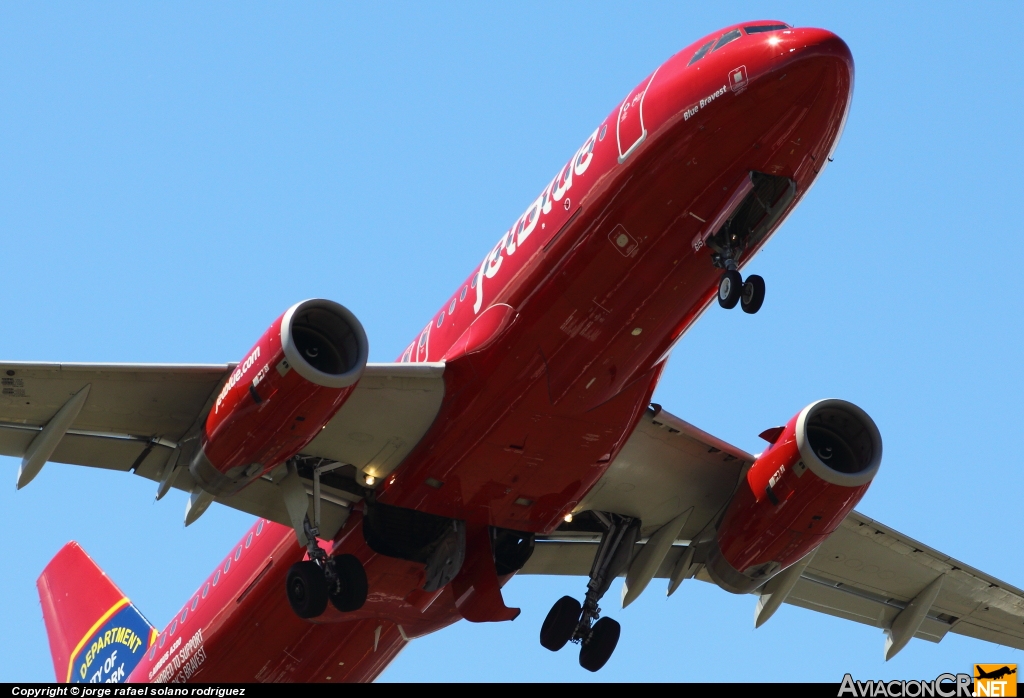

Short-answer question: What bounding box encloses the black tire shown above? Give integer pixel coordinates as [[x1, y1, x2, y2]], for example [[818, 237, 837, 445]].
[[718, 270, 742, 309], [328, 554, 369, 612], [539, 596, 581, 652], [579, 616, 621, 672], [286, 560, 328, 619], [741, 274, 765, 314]]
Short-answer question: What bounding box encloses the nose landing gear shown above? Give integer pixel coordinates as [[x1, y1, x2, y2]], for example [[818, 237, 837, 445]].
[[713, 251, 765, 314], [718, 269, 765, 314], [539, 513, 639, 672]]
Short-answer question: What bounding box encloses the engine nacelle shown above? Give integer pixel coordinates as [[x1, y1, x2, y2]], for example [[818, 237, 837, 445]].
[[190, 299, 369, 497], [706, 399, 882, 594]]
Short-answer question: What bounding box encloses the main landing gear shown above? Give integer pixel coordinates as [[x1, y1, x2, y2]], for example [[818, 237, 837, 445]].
[[717, 266, 765, 314], [286, 517, 368, 619], [540, 513, 639, 672]]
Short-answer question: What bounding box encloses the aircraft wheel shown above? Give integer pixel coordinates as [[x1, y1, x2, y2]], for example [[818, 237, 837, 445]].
[[741, 274, 766, 314], [540, 596, 581, 651], [579, 616, 620, 672], [328, 554, 368, 612], [286, 560, 329, 619], [718, 270, 743, 309]]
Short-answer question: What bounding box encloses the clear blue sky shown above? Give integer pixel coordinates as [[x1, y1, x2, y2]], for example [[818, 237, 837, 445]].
[[1, 1, 1021, 683]]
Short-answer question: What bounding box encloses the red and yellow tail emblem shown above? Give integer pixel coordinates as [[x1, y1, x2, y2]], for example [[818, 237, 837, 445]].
[[37, 542, 156, 683]]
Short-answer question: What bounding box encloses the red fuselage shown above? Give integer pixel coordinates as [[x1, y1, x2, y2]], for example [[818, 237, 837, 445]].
[[129, 22, 853, 682]]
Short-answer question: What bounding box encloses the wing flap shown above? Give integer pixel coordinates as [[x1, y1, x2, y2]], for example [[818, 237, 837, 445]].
[[784, 574, 954, 644], [51, 432, 154, 472], [0, 421, 176, 472], [0, 423, 35, 460], [522, 539, 689, 579], [953, 619, 1024, 651], [521, 540, 599, 577], [209, 475, 352, 541]]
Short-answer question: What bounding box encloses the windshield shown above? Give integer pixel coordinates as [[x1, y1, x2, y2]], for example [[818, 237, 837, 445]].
[[744, 23, 789, 34], [712, 29, 742, 51], [687, 39, 716, 66]]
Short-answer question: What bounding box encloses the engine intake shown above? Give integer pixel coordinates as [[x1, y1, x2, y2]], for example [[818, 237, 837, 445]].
[[706, 399, 881, 594], [190, 299, 369, 497], [282, 301, 365, 388], [797, 400, 880, 485]]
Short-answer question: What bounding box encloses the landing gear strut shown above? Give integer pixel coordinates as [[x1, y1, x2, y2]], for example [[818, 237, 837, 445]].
[[286, 516, 368, 619], [539, 513, 639, 672]]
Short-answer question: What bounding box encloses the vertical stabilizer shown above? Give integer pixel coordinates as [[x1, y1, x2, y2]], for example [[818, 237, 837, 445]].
[[37, 542, 156, 683]]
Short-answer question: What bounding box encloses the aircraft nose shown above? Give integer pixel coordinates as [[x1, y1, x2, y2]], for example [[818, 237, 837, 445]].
[[771, 27, 853, 76]]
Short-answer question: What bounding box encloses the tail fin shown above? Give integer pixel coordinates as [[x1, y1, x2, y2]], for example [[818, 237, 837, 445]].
[[37, 542, 157, 683]]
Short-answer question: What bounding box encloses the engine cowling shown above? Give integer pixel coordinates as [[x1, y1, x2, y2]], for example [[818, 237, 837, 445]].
[[706, 399, 882, 594], [190, 299, 369, 497]]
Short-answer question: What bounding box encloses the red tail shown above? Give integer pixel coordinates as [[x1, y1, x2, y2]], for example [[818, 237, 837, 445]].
[[37, 542, 156, 683]]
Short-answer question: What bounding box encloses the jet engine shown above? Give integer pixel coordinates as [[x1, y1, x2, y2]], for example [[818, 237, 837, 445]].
[[706, 399, 882, 594], [190, 299, 369, 497]]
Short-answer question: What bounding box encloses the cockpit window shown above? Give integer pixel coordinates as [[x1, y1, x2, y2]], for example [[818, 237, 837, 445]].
[[712, 29, 742, 51], [744, 24, 789, 34], [687, 40, 716, 66]]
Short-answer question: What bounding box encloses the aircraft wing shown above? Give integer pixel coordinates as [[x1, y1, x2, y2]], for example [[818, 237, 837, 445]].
[[521, 405, 1024, 654], [7, 362, 1021, 652], [0, 361, 446, 538]]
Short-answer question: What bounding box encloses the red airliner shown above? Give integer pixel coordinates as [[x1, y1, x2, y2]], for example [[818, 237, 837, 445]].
[[7, 21, 1024, 683]]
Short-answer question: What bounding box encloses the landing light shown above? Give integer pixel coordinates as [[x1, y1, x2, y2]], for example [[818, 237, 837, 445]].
[[564, 513, 573, 523], [364, 475, 376, 486]]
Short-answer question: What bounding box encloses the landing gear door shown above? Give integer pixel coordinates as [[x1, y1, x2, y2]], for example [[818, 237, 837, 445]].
[[692, 174, 755, 252], [616, 67, 660, 164]]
